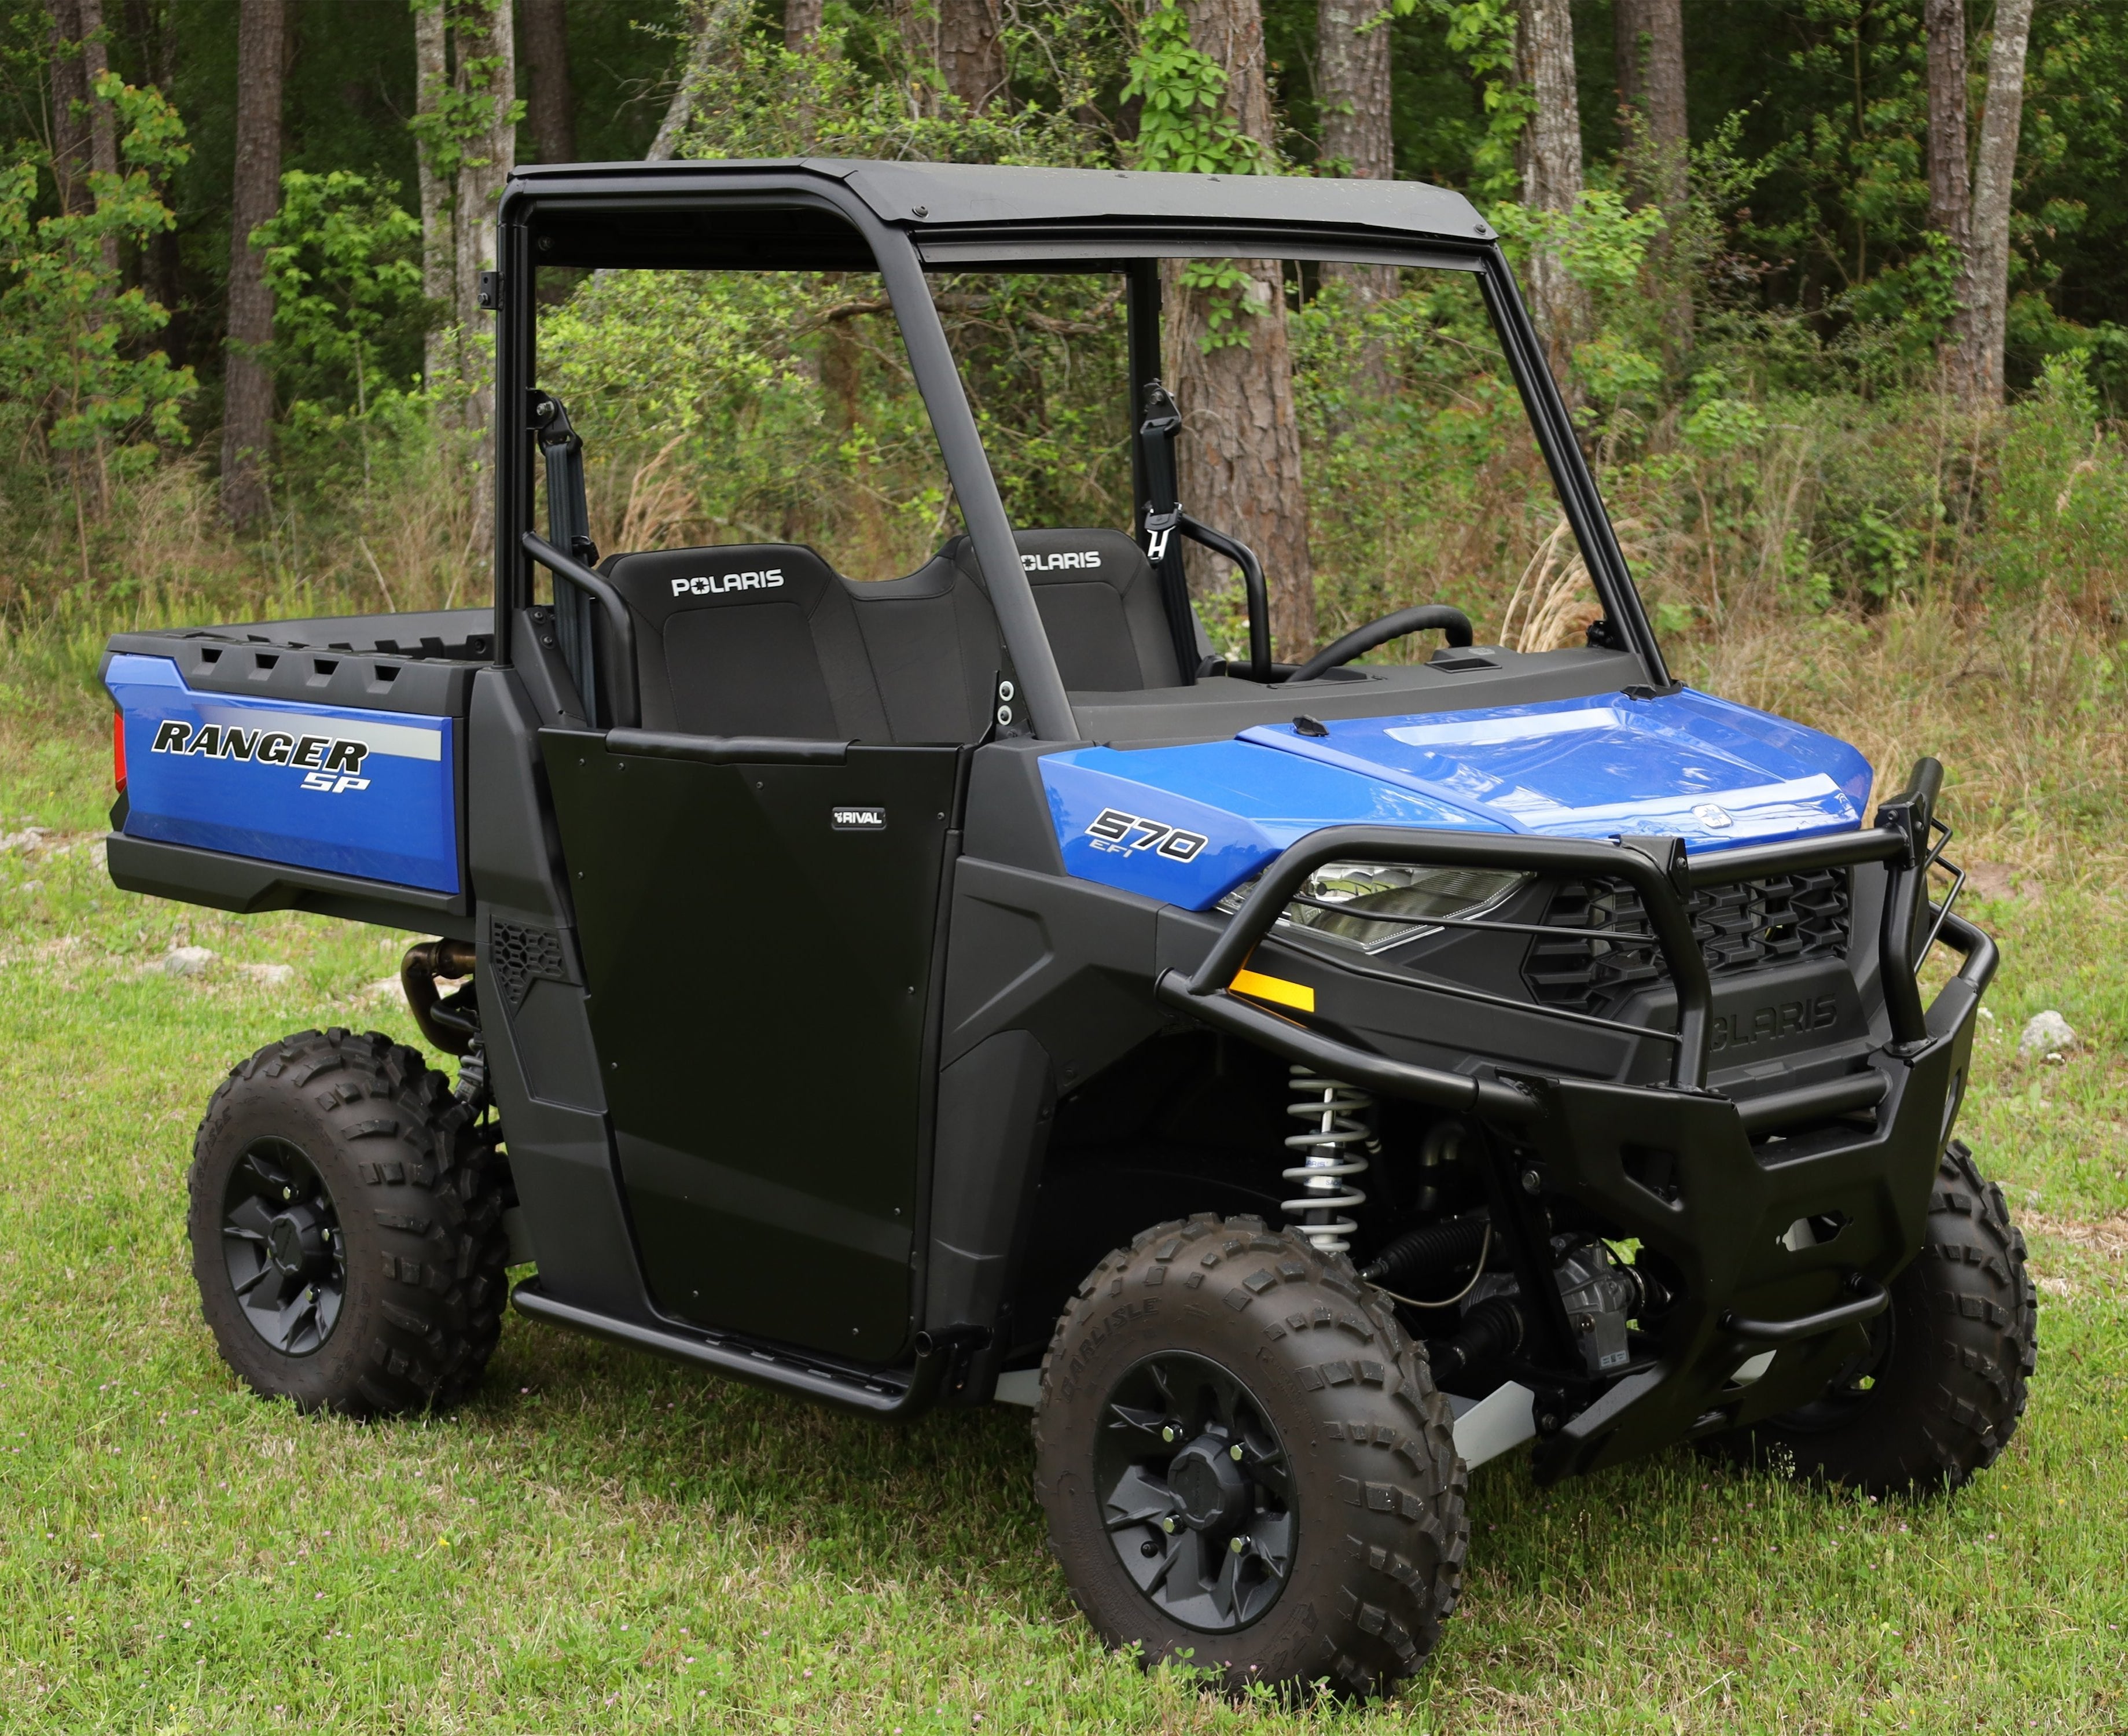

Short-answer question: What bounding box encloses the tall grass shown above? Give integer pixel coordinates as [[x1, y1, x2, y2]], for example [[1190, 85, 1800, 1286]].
[[5, 289, 2127, 888]]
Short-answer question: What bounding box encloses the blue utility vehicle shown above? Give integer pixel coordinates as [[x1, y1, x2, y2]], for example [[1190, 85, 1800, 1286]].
[[101, 161, 2033, 1696]]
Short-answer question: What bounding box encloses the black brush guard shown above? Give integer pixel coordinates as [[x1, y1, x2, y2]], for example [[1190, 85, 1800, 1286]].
[[1153, 760, 1997, 1479]]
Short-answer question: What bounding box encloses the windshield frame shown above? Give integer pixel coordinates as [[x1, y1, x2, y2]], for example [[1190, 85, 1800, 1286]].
[[495, 169, 1671, 738]]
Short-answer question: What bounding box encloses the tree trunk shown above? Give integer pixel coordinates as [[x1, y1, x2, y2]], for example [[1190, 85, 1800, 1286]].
[[1164, 0, 1314, 659], [1955, 0, 2031, 407], [1615, 0, 1685, 210], [122, 0, 182, 322], [897, 0, 1005, 116], [1614, 0, 1688, 348], [450, 0, 513, 431], [1924, 0, 1972, 382], [1317, 0, 1396, 304], [523, 0, 575, 164], [46, 0, 91, 216], [648, 0, 752, 159], [785, 0, 822, 53], [1516, 0, 1585, 400], [219, 0, 284, 529], [412, 0, 516, 424], [413, 1, 451, 389], [936, 0, 1005, 111]]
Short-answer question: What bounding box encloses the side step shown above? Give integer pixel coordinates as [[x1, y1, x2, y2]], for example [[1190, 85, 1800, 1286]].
[[992, 1369, 1539, 1472], [511, 1279, 942, 1417]]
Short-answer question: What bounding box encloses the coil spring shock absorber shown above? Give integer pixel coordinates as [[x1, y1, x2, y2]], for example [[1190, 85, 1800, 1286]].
[[1282, 1067, 1376, 1254]]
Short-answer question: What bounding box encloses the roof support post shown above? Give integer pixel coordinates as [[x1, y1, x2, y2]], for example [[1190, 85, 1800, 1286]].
[[869, 226, 1080, 741], [1477, 249, 1671, 690]]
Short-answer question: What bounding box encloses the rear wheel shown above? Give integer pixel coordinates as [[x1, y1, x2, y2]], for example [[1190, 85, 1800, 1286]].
[[188, 1028, 509, 1416], [1033, 1215, 1467, 1700], [1722, 1141, 2037, 1495]]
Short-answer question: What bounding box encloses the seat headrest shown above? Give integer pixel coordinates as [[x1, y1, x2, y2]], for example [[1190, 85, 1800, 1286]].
[[601, 543, 840, 627], [984, 527, 1155, 593]]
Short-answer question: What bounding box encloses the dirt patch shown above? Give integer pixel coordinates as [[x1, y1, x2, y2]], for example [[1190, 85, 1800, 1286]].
[[2021, 1211, 2128, 1260], [1961, 860, 2036, 902]]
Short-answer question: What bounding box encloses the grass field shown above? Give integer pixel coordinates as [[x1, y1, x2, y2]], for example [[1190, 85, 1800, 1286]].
[[2, 656, 2125, 1734]]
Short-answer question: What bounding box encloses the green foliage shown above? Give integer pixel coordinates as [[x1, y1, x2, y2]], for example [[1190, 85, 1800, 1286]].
[[1122, 1, 1266, 176], [0, 76, 194, 473], [405, 0, 525, 186], [256, 172, 425, 422]]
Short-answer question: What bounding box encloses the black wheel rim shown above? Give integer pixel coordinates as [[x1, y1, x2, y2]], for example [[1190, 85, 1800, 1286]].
[[1774, 1302, 1897, 1433], [1092, 1352, 1295, 1633], [219, 1137, 346, 1356]]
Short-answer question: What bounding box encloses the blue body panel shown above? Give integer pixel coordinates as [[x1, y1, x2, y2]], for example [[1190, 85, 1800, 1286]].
[[1042, 688, 1872, 910], [106, 653, 461, 893]]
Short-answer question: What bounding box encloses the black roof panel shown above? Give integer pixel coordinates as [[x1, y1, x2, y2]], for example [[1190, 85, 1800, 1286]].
[[508, 157, 1491, 247]]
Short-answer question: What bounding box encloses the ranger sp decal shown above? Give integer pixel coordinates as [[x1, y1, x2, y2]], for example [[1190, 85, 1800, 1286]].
[[149, 719, 372, 793], [1084, 807, 1208, 862]]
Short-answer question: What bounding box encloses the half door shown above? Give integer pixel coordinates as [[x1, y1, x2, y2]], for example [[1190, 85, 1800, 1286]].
[[542, 730, 962, 1362]]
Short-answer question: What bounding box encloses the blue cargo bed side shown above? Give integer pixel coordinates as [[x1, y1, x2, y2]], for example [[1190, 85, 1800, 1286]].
[[108, 652, 462, 895]]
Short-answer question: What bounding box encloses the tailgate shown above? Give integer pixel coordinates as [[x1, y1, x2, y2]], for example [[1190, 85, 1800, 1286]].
[[104, 619, 483, 910]]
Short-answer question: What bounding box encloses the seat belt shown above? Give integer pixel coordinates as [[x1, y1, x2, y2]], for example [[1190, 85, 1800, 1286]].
[[1136, 381, 1203, 682], [1135, 380, 1274, 682], [530, 391, 604, 723]]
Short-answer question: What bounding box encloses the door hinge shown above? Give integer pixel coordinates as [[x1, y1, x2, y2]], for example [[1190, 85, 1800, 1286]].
[[477, 270, 502, 311]]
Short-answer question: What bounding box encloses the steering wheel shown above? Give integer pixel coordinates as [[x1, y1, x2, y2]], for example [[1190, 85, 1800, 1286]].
[[1288, 605, 1475, 683]]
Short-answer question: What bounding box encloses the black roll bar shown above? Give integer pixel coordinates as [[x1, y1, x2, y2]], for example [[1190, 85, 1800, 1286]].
[[521, 531, 641, 728]]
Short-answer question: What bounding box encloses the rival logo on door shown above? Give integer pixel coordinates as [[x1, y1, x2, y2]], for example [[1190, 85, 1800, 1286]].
[[830, 806, 888, 831]]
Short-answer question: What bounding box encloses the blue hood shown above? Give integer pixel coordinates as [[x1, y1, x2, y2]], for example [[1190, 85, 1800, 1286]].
[[1040, 688, 1873, 910]]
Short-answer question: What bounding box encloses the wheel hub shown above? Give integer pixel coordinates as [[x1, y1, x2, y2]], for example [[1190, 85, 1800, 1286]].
[[220, 1138, 346, 1357], [266, 1210, 324, 1276], [1092, 1352, 1295, 1633], [1168, 1436, 1251, 1532]]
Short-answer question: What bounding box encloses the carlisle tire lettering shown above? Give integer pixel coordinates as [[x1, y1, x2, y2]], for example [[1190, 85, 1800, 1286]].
[[1084, 806, 1207, 861]]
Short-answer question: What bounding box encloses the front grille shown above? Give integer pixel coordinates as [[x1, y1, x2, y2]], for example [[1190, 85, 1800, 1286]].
[[1523, 868, 1851, 1015]]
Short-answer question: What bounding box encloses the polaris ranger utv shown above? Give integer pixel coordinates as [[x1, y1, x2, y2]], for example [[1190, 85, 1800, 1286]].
[[101, 160, 2034, 1696]]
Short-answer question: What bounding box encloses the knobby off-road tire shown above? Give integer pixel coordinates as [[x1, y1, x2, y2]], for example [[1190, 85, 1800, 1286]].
[[1034, 1214, 1468, 1700], [188, 1028, 510, 1416], [1727, 1141, 2038, 1495]]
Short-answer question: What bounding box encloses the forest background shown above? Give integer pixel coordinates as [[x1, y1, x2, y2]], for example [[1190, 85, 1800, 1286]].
[[2, 6, 2127, 1730], [1, 0, 2123, 866]]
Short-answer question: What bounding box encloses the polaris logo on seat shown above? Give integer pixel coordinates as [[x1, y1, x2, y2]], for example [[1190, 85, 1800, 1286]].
[[672, 569, 784, 597], [148, 719, 371, 792], [1021, 550, 1103, 572]]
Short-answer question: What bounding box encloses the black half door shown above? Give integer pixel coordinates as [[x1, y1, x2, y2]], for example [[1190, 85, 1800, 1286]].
[[540, 731, 961, 1362]]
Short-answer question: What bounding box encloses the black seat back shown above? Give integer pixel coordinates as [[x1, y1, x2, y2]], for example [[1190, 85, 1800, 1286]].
[[599, 543, 890, 740], [948, 528, 1182, 692]]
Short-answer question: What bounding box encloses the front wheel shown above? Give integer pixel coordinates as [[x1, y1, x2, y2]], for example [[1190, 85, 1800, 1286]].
[[1722, 1141, 2038, 1495], [188, 1028, 509, 1416], [1033, 1215, 1467, 1700]]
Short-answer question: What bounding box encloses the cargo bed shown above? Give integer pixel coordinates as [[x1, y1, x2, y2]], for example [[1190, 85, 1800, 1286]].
[[103, 610, 492, 938]]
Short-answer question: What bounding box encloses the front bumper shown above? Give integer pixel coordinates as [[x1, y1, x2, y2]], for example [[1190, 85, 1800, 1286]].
[[1154, 759, 1994, 1478]]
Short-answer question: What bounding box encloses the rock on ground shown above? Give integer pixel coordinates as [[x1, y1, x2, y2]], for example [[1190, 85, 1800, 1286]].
[[163, 946, 216, 977], [2019, 1009, 2076, 1059], [237, 962, 295, 987]]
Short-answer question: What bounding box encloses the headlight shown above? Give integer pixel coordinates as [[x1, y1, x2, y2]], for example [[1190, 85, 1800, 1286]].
[[1216, 861, 1529, 954]]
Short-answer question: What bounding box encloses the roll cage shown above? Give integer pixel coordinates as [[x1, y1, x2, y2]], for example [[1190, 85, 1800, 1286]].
[[490, 157, 1674, 742]]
